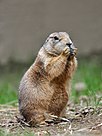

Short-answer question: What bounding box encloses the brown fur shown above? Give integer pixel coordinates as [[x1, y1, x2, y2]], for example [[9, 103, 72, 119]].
[[19, 32, 77, 126]]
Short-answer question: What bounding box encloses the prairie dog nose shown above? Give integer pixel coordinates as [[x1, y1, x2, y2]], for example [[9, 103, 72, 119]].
[[66, 43, 72, 47], [66, 43, 77, 55]]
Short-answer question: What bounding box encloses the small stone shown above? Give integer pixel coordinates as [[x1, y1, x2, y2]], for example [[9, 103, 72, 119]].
[[74, 82, 87, 92]]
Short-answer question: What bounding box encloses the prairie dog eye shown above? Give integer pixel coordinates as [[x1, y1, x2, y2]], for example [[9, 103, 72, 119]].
[[53, 36, 59, 41]]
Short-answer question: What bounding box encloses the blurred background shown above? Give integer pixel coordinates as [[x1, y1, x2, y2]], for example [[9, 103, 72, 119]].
[[0, 0, 102, 105]]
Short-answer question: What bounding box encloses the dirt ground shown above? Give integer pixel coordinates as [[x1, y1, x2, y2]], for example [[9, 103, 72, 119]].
[[0, 103, 102, 136]]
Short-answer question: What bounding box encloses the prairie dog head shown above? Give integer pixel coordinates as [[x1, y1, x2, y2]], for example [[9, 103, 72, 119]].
[[43, 32, 77, 57]]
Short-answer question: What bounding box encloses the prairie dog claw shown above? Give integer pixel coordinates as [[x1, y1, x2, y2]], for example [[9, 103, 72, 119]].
[[62, 46, 70, 57]]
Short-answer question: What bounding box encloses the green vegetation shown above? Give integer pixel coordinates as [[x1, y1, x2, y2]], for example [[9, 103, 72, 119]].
[[0, 128, 35, 136], [0, 61, 30, 105], [71, 57, 102, 106], [0, 57, 102, 105], [72, 57, 102, 92]]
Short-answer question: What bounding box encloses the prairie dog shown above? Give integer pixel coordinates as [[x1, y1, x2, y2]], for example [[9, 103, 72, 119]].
[[19, 32, 77, 126]]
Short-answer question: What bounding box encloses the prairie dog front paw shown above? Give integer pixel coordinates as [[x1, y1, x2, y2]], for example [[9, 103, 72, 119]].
[[62, 46, 70, 57]]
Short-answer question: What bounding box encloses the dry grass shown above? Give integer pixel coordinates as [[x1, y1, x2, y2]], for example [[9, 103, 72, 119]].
[[0, 101, 102, 136]]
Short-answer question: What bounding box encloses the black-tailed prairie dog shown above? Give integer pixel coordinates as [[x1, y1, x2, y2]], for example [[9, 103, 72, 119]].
[[19, 32, 77, 126]]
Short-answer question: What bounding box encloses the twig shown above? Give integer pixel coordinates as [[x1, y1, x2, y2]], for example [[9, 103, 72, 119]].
[[90, 123, 102, 131], [16, 116, 30, 127]]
